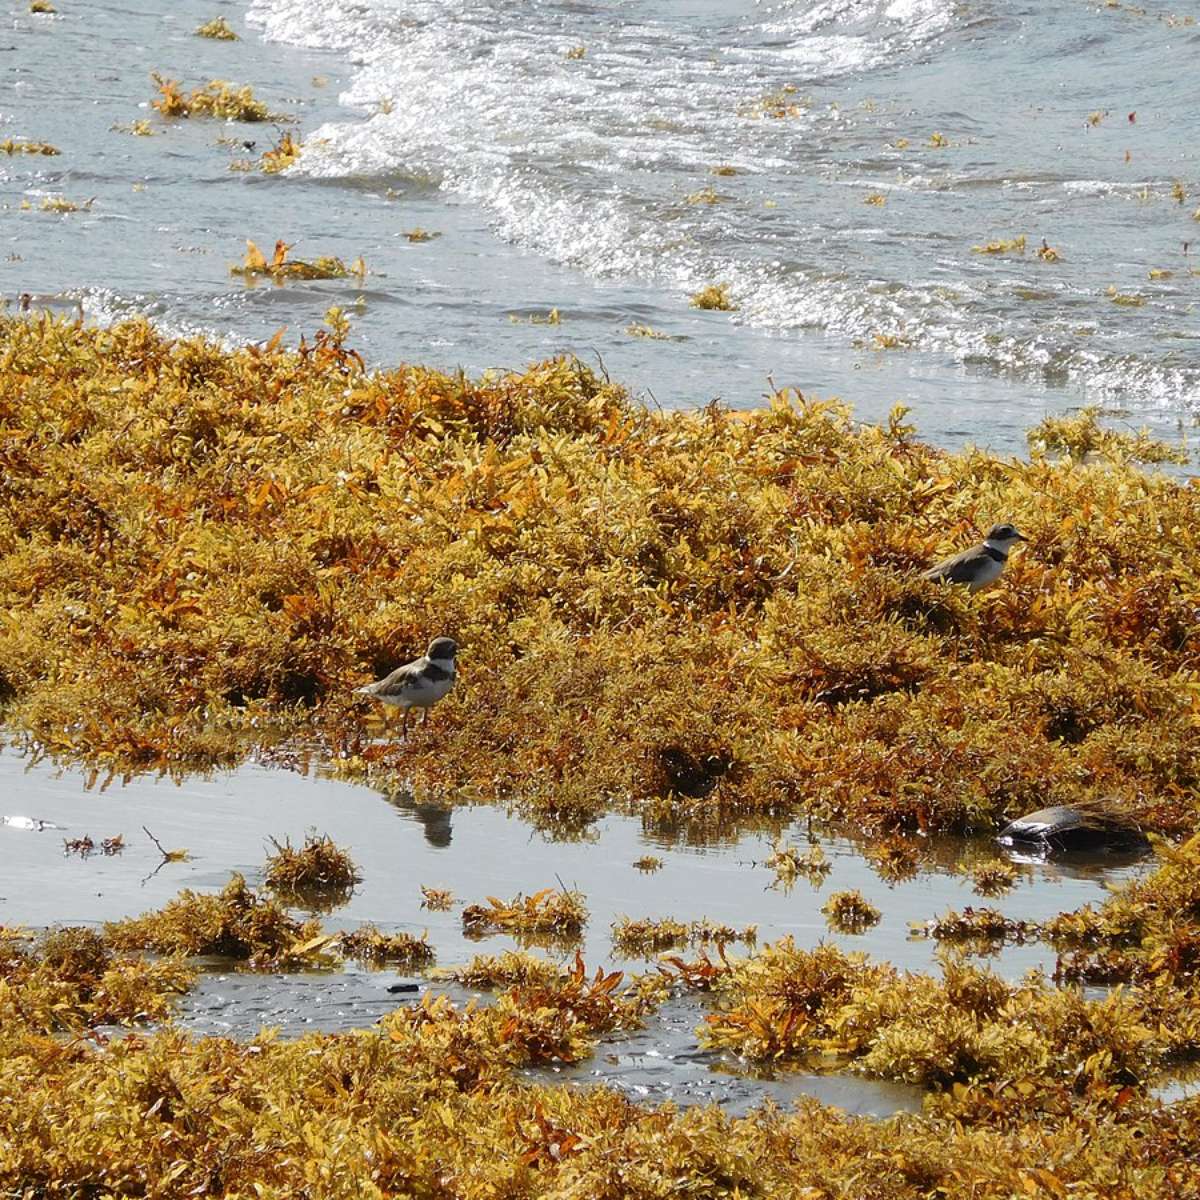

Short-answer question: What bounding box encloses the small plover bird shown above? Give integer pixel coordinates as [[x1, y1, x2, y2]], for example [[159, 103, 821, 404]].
[[354, 637, 457, 736], [921, 523, 1028, 592]]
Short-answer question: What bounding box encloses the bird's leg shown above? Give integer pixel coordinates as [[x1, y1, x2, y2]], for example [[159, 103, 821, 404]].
[[422, 707, 430, 727], [400, 708, 409, 740]]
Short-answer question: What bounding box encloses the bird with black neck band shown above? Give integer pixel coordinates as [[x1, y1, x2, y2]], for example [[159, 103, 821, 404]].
[[354, 637, 458, 737], [921, 523, 1028, 592]]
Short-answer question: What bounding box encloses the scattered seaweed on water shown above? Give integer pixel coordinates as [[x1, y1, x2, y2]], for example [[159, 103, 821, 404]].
[[632, 855, 663, 872], [864, 193, 886, 206], [765, 842, 830, 889], [403, 228, 440, 243], [972, 235, 1026, 255], [63, 834, 124, 858], [263, 832, 360, 894], [969, 859, 1018, 896], [259, 131, 301, 174], [822, 889, 881, 933], [461, 888, 588, 940], [612, 915, 752, 957], [36, 196, 92, 214], [0, 139, 59, 155], [420, 885, 454, 910], [230, 239, 367, 282], [337, 925, 434, 968], [689, 283, 735, 310], [195, 16, 238, 39], [151, 73, 273, 122], [685, 185, 720, 205]]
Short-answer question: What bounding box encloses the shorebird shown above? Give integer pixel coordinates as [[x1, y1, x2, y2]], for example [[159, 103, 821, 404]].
[[921, 523, 1028, 592], [354, 637, 457, 736]]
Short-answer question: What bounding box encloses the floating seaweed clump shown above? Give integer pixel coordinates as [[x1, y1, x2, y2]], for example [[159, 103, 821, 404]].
[[263, 832, 360, 894], [913, 906, 1036, 946], [612, 916, 753, 956], [822, 889, 881, 933], [420, 884, 454, 910], [231, 239, 367, 281], [972, 236, 1026, 255], [632, 854, 663, 872], [195, 16, 238, 39], [338, 925, 434, 968], [0, 139, 59, 155], [259, 131, 301, 174], [690, 282, 736, 310], [969, 858, 1018, 896], [151, 73, 273, 121], [766, 842, 830, 888], [461, 888, 588, 939], [864, 836, 920, 883], [442, 949, 563, 990], [1028, 405, 1188, 465]]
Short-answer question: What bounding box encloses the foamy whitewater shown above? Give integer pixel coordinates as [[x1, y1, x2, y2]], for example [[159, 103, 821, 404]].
[[3, 0, 1199, 450]]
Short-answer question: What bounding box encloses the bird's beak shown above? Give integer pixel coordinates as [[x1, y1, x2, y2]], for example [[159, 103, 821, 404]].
[[1016, 533, 1029, 542]]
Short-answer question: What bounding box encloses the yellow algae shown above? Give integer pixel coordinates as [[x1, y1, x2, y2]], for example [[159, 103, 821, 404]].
[[194, 15, 238, 39], [151, 73, 273, 122], [0, 138, 59, 155], [259, 130, 301, 174], [462, 888, 588, 939], [420, 884, 455, 910], [263, 832, 360, 893], [972, 235, 1026, 255], [821, 889, 882, 933], [230, 238, 367, 281], [690, 282, 736, 310]]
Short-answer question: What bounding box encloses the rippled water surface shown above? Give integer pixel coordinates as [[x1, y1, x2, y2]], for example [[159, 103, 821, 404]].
[[3, 0, 1198, 451], [0, 748, 1150, 1114]]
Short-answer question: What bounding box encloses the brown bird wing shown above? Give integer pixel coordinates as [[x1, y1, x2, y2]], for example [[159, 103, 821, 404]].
[[921, 546, 986, 585], [360, 661, 423, 697]]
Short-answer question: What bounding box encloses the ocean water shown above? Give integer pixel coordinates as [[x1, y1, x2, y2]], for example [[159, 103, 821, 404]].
[[2, 0, 1198, 452]]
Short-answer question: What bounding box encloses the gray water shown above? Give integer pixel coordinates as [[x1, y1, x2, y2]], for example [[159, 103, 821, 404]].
[[0, 747, 1148, 1114], [2, 0, 1198, 454]]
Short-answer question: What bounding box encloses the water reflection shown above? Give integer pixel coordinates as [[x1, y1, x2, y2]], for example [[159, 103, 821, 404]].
[[385, 792, 454, 848]]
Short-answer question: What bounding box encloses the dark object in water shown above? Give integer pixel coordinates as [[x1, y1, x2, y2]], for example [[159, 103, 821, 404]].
[[386, 982, 420, 995], [997, 804, 1149, 854]]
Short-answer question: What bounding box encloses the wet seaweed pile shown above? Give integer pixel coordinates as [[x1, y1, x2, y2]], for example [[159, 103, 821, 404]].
[[1, 313, 1198, 843]]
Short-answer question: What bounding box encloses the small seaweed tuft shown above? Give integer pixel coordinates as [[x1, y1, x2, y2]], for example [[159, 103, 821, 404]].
[[462, 888, 587, 940], [195, 16, 238, 39], [420, 885, 454, 910], [689, 283, 736, 311], [968, 859, 1018, 896], [338, 925, 434, 968], [822, 889, 881, 933], [264, 832, 360, 894]]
